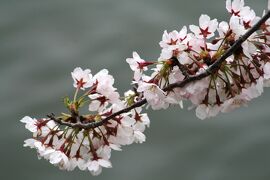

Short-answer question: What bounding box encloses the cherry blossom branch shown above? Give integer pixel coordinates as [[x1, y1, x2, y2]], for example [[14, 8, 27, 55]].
[[165, 10, 270, 91], [49, 10, 270, 129], [47, 99, 147, 129], [22, 1, 270, 175]]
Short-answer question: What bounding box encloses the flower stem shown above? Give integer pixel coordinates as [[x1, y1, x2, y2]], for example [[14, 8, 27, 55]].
[[73, 87, 79, 102]]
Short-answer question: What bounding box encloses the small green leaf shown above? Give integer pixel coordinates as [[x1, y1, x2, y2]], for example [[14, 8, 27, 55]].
[[63, 96, 71, 108]]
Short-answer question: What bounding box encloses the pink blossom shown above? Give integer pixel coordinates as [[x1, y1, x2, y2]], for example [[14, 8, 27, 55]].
[[126, 52, 153, 81], [137, 81, 169, 110], [226, 0, 245, 16], [71, 67, 93, 90], [189, 14, 218, 39]]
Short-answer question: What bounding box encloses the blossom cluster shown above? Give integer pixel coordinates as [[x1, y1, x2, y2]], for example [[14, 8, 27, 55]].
[[21, 68, 149, 175], [21, 0, 270, 175], [127, 0, 270, 119]]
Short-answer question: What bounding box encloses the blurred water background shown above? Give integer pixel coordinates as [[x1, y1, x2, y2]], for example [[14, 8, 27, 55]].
[[0, 0, 269, 179]]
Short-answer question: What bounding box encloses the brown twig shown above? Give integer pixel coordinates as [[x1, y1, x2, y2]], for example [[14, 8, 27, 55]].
[[170, 56, 190, 78]]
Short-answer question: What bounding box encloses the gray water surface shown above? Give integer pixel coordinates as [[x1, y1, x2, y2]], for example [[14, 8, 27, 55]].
[[1, 0, 269, 180]]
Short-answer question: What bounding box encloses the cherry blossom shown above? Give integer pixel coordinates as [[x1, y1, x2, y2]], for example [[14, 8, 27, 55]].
[[71, 67, 93, 90], [264, 62, 270, 79], [189, 14, 218, 39], [137, 81, 169, 110], [126, 52, 153, 81], [226, 0, 245, 16], [20, 116, 38, 133]]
